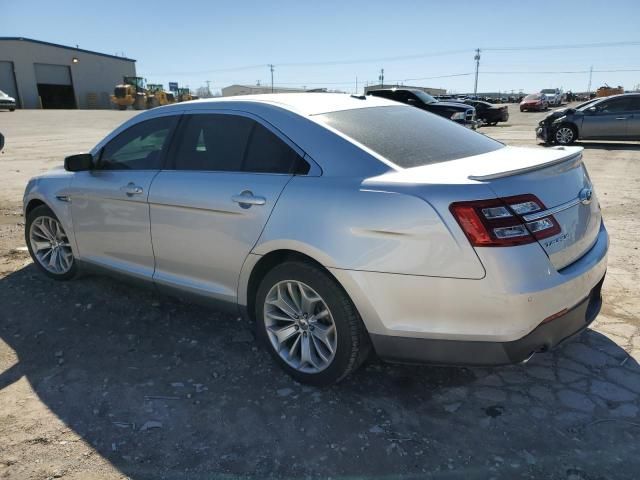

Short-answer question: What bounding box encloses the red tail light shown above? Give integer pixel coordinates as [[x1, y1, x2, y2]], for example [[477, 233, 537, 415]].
[[450, 194, 561, 247]]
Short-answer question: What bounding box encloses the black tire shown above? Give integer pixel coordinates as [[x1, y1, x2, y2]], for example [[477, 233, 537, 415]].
[[255, 261, 371, 386], [25, 205, 77, 281], [553, 124, 578, 145], [117, 104, 127, 111], [9, 107, 15, 112]]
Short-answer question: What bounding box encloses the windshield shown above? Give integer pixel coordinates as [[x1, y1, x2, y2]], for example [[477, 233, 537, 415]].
[[412, 91, 437, 104], [524, 94, 540, 101], [575, 98, 601, 111], [316, 105, 503, 169], [541, 89, 556, 94]]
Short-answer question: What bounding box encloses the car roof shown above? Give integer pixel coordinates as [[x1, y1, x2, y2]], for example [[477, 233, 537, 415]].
[[158, 92, 398, 116]]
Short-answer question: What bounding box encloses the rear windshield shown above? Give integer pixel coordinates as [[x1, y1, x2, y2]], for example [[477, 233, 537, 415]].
[[316, 105, 503, 169]]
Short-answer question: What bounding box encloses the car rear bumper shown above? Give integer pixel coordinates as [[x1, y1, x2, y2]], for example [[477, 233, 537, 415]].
[[330, 222, 608, 364], [370, 275, 603, 365]]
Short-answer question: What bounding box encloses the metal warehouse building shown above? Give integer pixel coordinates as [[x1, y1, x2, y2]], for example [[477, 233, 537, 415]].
[[0, 37, 136, 109]]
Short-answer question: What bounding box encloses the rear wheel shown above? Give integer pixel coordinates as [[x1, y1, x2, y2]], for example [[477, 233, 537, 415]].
[[25, 205, 77, 280], [256, 261, 370, 385], [117, 104, 127, 111], [554, 124, 577, 145]]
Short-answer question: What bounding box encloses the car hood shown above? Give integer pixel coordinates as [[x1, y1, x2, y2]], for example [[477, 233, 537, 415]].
[[543, 107, 576, 121]]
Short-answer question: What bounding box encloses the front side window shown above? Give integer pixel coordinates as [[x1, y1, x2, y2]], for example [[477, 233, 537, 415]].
[[599, 98, 634, 113], [99, 116, 177, 170]]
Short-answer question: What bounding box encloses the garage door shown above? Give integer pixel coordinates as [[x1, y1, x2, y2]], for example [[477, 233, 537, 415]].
[[0, 61, 18, 105], [34, 63, 76, 109]]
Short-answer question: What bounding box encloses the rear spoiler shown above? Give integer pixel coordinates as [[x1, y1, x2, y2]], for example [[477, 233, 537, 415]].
[[468, 147, 583, 181]]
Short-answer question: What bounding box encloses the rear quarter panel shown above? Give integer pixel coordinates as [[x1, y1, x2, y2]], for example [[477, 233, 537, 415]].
[[252, 176, 486, 279]]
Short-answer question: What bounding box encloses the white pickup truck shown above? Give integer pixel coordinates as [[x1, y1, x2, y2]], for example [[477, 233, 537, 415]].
[[540, 88, 563, 107]]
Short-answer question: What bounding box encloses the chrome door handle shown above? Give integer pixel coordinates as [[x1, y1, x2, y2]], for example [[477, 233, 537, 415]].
[[615, 117, 627, 120], [232, 190, 266, 208], [120, 182, 144, 196]]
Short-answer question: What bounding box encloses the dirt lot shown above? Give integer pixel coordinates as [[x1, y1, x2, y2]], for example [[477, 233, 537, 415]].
[[0, 106, 639, 480]]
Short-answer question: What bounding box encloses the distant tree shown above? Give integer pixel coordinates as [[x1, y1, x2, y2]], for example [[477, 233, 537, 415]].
[[196, 86, 214, 98]]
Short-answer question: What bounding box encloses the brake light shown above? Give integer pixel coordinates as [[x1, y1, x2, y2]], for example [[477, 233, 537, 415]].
[[450, 194, 561, 247]]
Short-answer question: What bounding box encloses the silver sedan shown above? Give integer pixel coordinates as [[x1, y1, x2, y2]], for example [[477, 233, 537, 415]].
[[23, 93, 608, 385]]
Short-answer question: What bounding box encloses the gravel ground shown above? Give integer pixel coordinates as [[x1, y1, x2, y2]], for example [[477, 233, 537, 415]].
[[0, 105, 639, 480]]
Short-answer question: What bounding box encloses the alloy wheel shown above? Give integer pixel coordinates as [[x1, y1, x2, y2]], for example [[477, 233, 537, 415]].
[[29, 216, 74, 274], [555, 127, 575, 144], [264, 280, 337, 374]]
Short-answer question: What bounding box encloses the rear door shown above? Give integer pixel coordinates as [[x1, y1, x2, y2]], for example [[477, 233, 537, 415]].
[[148, 111, 310, 303], [70, 115, 178, 279], [581, 97, 631, 139], [625, 96, 640, 139]]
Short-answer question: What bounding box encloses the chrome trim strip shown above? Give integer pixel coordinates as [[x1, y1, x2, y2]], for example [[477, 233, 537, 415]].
[[522, 197, 581, 222]]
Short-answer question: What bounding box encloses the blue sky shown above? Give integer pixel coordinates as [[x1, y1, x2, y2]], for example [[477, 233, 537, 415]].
[[5, 0, 640, 94]]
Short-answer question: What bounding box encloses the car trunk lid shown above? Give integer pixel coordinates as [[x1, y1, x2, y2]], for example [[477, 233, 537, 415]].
[[365, 145, 601, 270], [472, 146, 600, 270]]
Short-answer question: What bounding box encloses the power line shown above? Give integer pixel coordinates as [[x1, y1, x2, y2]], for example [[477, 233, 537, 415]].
[[483, 40, 640, 51], [481, 68, 640, 74], [144, 40, 640, 76]]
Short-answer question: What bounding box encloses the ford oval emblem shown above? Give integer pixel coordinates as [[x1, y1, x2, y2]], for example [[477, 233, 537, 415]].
[[579, 188, 593, 205]]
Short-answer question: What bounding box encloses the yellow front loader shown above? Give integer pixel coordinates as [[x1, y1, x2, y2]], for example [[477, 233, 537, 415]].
[[110, 77, 148, 110]]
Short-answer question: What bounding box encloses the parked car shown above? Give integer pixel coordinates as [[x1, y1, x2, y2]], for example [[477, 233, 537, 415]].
[[464, 100, 509, 125], [536, 93, 640, 144], [541, 88, 563, 107], [0, 90, 16, 111], [24, 93, 607, 385], [520, 94, 549, 112], [367, 88, 477, 129]]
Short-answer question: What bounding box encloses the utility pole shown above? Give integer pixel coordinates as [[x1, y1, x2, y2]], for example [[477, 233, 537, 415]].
[[586, 65, 593, 98], [473, 48, 481, 96], [269, 64, 274, 93], [379, 68, 384, 87], [205, 80, 212, 97], [355, 76, 358, 94]]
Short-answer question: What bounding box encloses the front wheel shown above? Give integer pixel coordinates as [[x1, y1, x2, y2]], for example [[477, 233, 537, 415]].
[[25, 205, 77, 280], [256, 261, 370, 385], [554, 124, 577, 145]]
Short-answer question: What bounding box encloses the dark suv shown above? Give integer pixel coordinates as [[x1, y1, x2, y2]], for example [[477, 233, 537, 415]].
[[367, 88, 477, 128]]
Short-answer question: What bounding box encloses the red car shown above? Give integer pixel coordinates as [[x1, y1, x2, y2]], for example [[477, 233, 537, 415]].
[[520, 94, 549, 112]]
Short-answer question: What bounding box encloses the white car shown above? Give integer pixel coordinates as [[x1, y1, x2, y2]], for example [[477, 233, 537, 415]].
[[0, 90, 16, 111], [541, 89, 563, 107], [23, 94, 607, 385]]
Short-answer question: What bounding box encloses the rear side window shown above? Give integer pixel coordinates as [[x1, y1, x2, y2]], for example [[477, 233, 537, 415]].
[[316, 105, 503, 168], [173, 114, 253, 171], [244, 122, 306, 174], [173, 114, 309, 174]]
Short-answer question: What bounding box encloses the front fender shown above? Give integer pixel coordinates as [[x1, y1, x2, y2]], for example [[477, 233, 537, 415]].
[[23, 174, 79, 257]]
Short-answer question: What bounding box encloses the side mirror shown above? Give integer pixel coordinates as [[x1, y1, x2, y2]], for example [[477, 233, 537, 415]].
[[406, 98, 417, 104], [64, 153, 94, 172], [587, 106, 597, 114]]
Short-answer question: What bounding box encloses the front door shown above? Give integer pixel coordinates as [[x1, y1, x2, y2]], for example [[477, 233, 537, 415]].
[[70, 115, 178, 279], [148, 111, 309, 303], [580, 97, 631, 139]]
